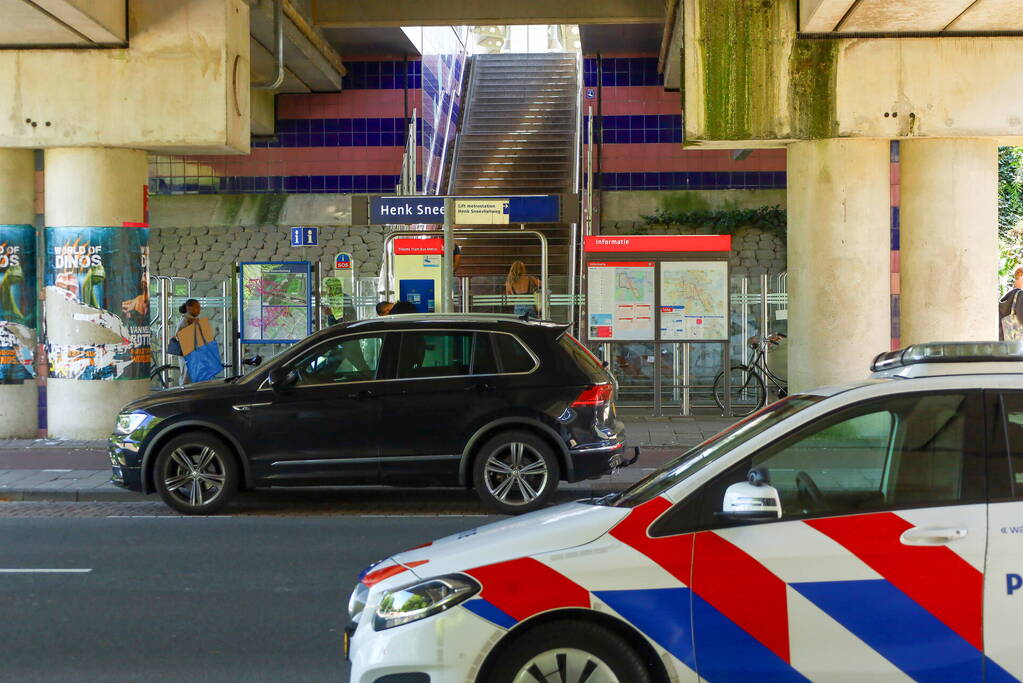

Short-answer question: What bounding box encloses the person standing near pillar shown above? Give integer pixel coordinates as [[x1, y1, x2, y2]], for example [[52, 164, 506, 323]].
[[999, 267, 1023, 341], [0, 149, 39, 438]]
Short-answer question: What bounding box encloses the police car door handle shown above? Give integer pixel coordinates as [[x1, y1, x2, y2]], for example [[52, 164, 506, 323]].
[[465, 382, 492, 392], [346, 389, 376, 400], [900, 526, 968, 546]]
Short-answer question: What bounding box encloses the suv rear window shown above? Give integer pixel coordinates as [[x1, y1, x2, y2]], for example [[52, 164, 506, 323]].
[[493, 334, 536, 373], [559, 335, 609, 383]]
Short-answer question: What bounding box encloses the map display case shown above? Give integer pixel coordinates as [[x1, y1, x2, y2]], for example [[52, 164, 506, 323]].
[[583, 235, 731, 344], [239, 261, 312, 344]]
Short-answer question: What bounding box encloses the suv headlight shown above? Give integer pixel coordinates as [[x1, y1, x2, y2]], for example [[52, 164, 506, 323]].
[[374, 575, 480, 631], [114, 411, 148, 436]]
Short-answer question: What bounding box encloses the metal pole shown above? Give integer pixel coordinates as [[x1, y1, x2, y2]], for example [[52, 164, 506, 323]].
[[653, 342, 662, 417], [313, 262, 321, 330], [682, 343, 691, 416], [567, 222, 576, 326], [158, 277, 169, 368], [740, 275, 749, 366], [760, 272, 770, 338], [234, 265, 243, 376], [535, 224, 549, 319], [722, 342, 732, 417], [441, 198, 454, 313], [460, 276, 470, 313]]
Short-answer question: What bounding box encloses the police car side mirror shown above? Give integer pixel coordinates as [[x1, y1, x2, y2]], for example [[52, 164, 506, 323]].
[[718, 474, 782, 522]]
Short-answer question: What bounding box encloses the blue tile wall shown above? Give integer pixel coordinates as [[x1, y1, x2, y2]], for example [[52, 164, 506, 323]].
[[342, 60, 421, 90], [600, 171, 786, 191], [600, 115, 682, 144], [260, 117, 418, 148], [583, 57, 662, 87], [151, 174, 421, 195]]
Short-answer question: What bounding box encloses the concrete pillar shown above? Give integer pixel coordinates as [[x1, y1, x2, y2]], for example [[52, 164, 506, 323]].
[[0, 149, 39, 437], [787, 138, 891, 392], [44, 148, 150, 440], [900, 139, 999, 346]]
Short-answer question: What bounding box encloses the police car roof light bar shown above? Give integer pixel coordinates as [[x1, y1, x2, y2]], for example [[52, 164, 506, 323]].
[[871, 341, 1023, 373]]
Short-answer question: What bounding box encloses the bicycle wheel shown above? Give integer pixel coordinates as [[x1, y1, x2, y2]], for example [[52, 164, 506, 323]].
[[150, 364, 180, 389], [713, 365, 767, 417]]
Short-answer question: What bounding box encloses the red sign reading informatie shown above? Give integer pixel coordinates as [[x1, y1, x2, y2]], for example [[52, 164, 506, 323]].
[[588, 261, 655, 268], [394, 238, 445, 255], [584, 235, 731, 253]]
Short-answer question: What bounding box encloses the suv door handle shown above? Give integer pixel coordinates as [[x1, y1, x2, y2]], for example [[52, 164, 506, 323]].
[[899, 526, 968, 546], [465, 382, 493, 392], [346, 389, 376, 400]]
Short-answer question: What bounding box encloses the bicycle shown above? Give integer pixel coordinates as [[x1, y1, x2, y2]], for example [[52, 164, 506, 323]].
[[150, 355, 262, 390], [713, 334, 788, 417]]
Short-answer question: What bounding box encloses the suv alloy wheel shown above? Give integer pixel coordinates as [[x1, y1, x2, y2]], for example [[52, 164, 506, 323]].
[[154, 432, 239, 515], [472, 430, 560, 514]]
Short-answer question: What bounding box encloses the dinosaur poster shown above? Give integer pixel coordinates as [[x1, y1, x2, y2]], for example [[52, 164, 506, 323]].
[[44, 227, 150, 380], [0, 224, 36, 384]]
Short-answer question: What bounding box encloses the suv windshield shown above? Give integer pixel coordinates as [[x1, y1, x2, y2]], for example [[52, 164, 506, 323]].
[[606, 395, 825, 507]]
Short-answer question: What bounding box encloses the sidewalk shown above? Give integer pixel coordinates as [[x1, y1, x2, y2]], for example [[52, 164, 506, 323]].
[[0, 414, 737, 503]]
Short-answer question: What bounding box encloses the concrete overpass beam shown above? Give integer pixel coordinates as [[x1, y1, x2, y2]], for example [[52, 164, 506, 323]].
[[899, 138, 999, 346], [787, 138, 891, 392], [31, 0, 127, 44], [312, 0, 664, 27], [0, 149, 39, 438], [44, 148, 150, 440]]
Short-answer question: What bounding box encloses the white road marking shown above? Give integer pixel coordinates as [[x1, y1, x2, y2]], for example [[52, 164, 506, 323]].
[[0, 568, 92, 573], [42, 469, 72, 473]]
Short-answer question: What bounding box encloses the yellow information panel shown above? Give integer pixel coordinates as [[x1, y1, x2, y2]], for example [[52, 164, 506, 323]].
[[454, 199, 510, 225]]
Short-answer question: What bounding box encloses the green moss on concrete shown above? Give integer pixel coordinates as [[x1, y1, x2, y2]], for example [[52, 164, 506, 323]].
[[788, 39, 839, 139], [657, 192, 714, 214], [698, 0, 784, 140], [255, 194, 287, 225], [218, 195, 245, 226]]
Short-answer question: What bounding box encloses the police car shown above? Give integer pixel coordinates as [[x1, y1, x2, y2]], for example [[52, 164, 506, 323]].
[[346, 342, 1023, 682]]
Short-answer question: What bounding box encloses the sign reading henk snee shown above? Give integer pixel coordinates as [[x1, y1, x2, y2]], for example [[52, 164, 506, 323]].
[[367, 195, 561, 225]]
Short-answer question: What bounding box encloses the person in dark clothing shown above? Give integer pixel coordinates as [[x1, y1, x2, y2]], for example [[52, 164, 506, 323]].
[[1000, 267, 1023, 341], [376, 300, 418, 316]]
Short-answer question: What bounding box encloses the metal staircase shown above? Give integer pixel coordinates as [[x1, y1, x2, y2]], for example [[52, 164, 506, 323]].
[[448, 53, 580, 282]]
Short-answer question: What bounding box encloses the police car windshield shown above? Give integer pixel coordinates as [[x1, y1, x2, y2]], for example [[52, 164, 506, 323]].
[[606, 395, 825, 508]]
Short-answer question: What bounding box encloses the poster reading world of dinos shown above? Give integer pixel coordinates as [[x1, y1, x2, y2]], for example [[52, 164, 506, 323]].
[[0, 225, 37, 384], [44, 227, 151, 380]]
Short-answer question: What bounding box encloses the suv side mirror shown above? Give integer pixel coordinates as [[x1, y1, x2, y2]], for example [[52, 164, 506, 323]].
[[719, 467, 782, 521], [267, 368, 297, 392]]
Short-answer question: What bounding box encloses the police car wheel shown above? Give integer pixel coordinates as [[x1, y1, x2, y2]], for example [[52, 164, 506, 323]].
[[154, 432, 239, 515], [473, 430, 559, 515], [489, 621, 651, 683]]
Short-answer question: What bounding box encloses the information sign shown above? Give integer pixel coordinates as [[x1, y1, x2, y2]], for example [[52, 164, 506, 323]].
[[239, 262, 312, 344], [290, 226, 318, 247], [334, 252, 352, 270], [454, 199, 510, 224], [394, 238, 444, 255], [659, 261, 729, 341], [586, 261, 655, 340]]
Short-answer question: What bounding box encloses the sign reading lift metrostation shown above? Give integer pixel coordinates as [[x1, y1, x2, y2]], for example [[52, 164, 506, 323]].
[[363, 195, 562, 225]]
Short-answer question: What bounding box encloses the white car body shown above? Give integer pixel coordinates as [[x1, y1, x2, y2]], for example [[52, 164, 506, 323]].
[[348, 359, 1023, 683]]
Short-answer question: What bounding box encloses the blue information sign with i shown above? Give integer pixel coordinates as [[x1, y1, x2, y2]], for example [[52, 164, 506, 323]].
[[290, 226, 318, 247]]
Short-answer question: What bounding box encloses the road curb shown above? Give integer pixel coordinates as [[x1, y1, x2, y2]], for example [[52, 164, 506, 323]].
[[0, 489, 149, 502]]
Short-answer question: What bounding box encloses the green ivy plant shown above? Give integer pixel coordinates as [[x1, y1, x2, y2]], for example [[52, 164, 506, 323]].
[[640, 205, 787, 241]]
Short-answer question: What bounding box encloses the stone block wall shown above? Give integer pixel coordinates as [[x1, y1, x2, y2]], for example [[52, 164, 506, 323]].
[[150, 224, 385, 294]]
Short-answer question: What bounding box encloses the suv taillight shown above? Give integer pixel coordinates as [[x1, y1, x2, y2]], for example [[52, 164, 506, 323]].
[[572, 384, 613, 406]]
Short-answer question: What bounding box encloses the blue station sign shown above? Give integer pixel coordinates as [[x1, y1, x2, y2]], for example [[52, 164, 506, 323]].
[[368, 195, 560, 225]]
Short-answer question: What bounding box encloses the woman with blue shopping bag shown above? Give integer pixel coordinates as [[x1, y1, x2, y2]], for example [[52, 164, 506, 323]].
[[174, 301, 221, 384]]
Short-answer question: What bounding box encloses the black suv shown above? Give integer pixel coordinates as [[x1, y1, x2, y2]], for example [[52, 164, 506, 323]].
[[109, 314, 629, 515]]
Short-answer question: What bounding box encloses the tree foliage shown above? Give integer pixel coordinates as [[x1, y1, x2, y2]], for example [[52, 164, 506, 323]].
[[1000, 147, 1023, 238]]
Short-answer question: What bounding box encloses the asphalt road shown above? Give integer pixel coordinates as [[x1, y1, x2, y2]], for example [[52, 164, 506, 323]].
[[0, 515, 495, 682]]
